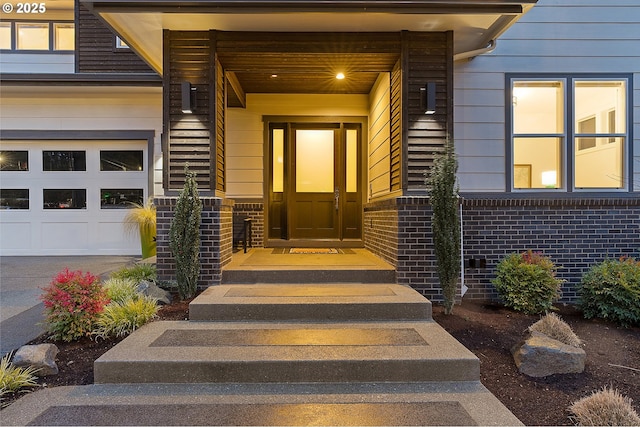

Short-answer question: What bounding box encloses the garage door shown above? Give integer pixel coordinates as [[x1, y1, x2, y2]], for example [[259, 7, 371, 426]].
[[0, 140, 149, 256]]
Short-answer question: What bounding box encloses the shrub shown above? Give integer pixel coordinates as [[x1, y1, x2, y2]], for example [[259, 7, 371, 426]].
[[123, 198, 157, 259], [93, 297, 159, 339], [492, 251, 563, 315], [426, 138, 461, 315], [40, 269, 110, 342], [0, 353, 39, 398], [110, 264, 157, 284], [569, 387, 640, 426], [169, 165, 202, 300], [529, 312, 582, 348], [102, 277, 139, 305], [579, 257, 640, 327]]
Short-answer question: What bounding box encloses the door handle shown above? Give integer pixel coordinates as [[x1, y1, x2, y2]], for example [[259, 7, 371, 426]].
[[334, 188, 339, 211]]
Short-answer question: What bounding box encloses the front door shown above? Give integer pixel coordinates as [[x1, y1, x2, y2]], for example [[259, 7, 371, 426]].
[[267, 120, 363, 244]]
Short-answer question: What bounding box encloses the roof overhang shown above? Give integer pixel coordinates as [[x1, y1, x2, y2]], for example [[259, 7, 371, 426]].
[[82, 0, 537, 75]]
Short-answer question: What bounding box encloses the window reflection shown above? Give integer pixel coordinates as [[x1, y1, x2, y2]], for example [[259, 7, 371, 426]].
[[43, 151, 86, 171], [43, 189, 86, 209], [100, 150, 143, 171], [101, 189, 143, 209], [0, 189, 29, 209], [0, 151, 28, 171]]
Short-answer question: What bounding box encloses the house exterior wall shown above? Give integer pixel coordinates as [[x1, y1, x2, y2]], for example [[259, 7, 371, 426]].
[[368, 73, 393, 199], [0, 53, 75, 74], [455, 0, 640, 192]]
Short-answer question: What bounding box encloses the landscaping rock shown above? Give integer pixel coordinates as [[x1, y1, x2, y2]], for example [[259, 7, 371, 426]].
[[512, 331, 585, 377], [136, 280, 172, 305], [13, 344, 59, 376]]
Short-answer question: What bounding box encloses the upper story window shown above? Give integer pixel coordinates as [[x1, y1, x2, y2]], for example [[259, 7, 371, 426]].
[[115, 36, 129, 49], [509, 75, 631, 191], [0, 21, 74, 51]]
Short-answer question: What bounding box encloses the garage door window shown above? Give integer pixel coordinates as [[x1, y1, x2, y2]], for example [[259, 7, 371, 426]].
[[0, 151, 29, 171], [0, 189, 29, 209], [43, 189, 86, 209], [101, 189, 143, 208], [100, 150, 144, 171], [43, 151, 86, 171]]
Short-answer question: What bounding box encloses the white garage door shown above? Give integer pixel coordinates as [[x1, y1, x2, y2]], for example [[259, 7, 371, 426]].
[[0, 140, 148, 256]]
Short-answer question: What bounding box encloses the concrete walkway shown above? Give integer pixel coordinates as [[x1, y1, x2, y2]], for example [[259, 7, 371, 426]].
[[0, 256, 135, 356]]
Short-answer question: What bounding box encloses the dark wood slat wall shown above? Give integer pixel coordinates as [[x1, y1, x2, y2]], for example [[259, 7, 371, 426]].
[[401, 31, 453, 193], [390, 59, 402, 193], [75, 1, 153, 73], [165, 30, 214, 191]]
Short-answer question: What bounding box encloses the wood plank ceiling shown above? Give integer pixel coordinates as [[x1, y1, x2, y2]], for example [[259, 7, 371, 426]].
[[216, 32, 401, 107]]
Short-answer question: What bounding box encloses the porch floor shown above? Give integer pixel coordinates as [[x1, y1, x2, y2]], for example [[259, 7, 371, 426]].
[[222, 248, 397, 284]]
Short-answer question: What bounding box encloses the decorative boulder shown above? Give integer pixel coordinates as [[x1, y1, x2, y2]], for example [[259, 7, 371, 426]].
[[13, 344, 59, 376], [512, 331, 586, 377], [136, 280, 172, 305]]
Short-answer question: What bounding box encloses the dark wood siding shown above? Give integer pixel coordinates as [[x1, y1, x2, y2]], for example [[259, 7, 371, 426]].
[[390, 59, 402, 192], [402, 31, 453, 193], [75, 0, 154, 74], [164, 30, 214, 191]]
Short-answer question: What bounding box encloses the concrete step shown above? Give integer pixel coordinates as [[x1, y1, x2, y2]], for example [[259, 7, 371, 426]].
[[1, 382, 523, 426], [94, 320, 478, 384], [189, 284, 432, 322]]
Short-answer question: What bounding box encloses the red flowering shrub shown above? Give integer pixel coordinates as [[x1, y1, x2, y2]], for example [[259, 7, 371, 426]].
[[40, 269, 110, 342]]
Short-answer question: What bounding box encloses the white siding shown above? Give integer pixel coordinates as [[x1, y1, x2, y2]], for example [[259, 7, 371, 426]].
[[0, 86, 163, 195], [455, 0, 640, 192], [226, 93, 369, 199], [0, 53, 75, 74]]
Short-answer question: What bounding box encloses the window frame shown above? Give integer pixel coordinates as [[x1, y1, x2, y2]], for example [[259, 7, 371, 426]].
[[506, 74, 634, 193], [1, 20, 74, 52]]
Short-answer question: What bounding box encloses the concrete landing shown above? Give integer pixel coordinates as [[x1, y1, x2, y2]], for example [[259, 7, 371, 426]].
[[189, 284, 432, 321], [94, 320, 479, 384], [0, 382, 523, 426]]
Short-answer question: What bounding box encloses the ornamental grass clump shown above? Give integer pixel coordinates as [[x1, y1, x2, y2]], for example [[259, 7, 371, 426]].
[[92, 296, 158, 339], [102, 277, 139, 305], [492, 251, 563, 315], [110, 263, 157, 284], [569, 387, 640, 426], [529, 312, 582, 348], [0, 353, 39, 399], [579, 257, 640, 327], [40, 269, 110, 342], [124, 198, 157, 259]]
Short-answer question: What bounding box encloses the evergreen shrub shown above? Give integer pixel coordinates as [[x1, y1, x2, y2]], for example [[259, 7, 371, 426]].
[[492, 251, 563, 314], [579, 257, 640, 327]]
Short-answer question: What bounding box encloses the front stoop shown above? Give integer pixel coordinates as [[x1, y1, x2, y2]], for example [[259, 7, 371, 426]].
[[1, 284, 522, 426]]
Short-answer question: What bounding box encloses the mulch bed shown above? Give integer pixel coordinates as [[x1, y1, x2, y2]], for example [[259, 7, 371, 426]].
[[2, 297, 639, 426]]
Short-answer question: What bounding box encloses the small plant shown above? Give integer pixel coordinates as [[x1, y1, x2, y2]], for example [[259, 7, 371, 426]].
[[102, 277, 139, 305], [124, 198, 157, 259], [569, 387, 640, 426], [0, 353, 39, 399], [169, 165, 202, 300], [579, 257, 640, 327], [529, 312, 582, 348], [492, 250, 563, 315], [425, 138, 461, 315], [40, 269, 110, 342], [110, 264, 157, 284], [93, 297, 159, 339]]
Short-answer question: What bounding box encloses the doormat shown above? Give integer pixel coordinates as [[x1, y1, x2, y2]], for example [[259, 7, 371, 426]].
[[272, 248, 355, 254]]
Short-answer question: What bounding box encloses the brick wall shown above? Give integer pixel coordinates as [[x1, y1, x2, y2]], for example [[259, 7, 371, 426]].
[[155, 196, 233, 287], [365, 196, 640, 303], [233, 202, 265, 248]]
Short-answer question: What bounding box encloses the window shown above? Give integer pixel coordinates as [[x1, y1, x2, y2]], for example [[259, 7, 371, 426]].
[[0, 22, 11, 49], [101, 189, 144, 209], [1, 21, 74, 51], [0, 189, 29, 209], [115, 36, 129, 49], [100, 150, 143, 171], [43, 189, 86, 209], [53, 23, 74, 50], [0, 151, 29, 171], [16, 22, 48, 50], [43, 151, 86, 171], [510, 76, 629, 191]]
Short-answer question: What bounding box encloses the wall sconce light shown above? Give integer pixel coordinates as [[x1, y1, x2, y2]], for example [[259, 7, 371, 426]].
[[420, 82, 436, 115], [181, 82, 197, 113], [541, 170, 557, 188]]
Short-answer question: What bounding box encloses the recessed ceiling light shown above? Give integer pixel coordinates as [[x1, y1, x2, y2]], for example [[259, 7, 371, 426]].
[[336, 72, 345, 80], [271, 74, 278, 78]]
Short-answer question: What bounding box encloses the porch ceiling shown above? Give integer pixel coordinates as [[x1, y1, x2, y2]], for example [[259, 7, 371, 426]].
[[83, 0, 537, 97]]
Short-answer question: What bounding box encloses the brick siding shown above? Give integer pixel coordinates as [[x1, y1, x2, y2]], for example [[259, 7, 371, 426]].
[[233, 202, 265, 248]]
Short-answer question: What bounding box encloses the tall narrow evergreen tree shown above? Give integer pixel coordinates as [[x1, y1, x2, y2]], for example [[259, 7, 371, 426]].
[[169, 165, 202, 300], [426, 139, 461, 315]]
